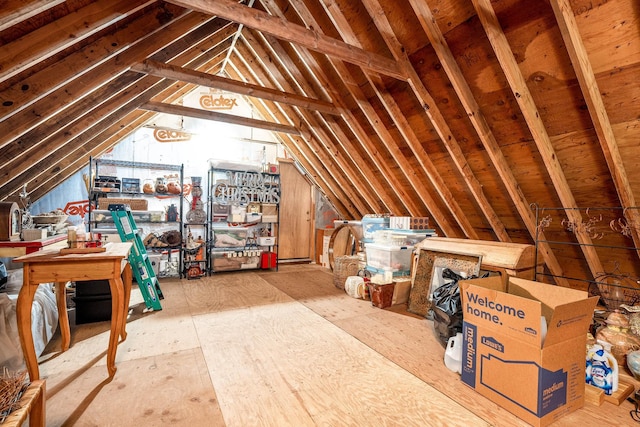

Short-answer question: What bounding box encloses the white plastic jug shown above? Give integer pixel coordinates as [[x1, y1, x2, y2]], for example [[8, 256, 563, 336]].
[[444, 332, 463, 374]]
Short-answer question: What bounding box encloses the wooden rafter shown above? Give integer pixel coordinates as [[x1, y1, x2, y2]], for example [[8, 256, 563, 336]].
[[0, 4, 197, 123], [0, 0, 64, 32], [224, 62, 356, 217], [236, 32, 377, 216], [130, 59, 342, 115], [0, 15, 232, 175], [406, 0, 568, 284], [262, 0, 425, 218], [321, 0, 472, 237], [550, 0, 640, 255], [167, 0, 407, 80], [2, 16, 235, 201], [472, 0, 604, 280], [140, 100, 301, 135], [0, 7, 209, 150], [0, 0, 154, 82], [238, 22, 387, 215]]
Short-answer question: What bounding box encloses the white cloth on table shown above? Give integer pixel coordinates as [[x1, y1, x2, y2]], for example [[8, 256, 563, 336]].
[[0, 269, 59, 371]]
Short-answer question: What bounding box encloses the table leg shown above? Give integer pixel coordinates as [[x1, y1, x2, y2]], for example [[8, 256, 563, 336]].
[[16, 268, 39, 381], [121, 262, 132, 341], [55, 281, 70, 351], [107, 275, 124, 378]]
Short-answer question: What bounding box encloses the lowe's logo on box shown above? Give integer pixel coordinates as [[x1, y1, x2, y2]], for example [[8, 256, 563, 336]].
[[465, 291, 526, 325], [481, 336, 504, 353]]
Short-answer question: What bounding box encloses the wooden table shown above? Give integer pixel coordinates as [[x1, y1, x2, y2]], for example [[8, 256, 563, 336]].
[[13, 242, 133, 381]]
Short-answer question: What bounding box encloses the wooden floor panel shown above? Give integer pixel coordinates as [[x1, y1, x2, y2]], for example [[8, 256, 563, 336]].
[[43, 348, 223, 426], [35, 264, 638, 426], [193, 296, 488, 426]]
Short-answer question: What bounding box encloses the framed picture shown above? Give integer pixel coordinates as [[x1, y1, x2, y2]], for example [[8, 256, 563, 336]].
[[408, 248, 482, 317]]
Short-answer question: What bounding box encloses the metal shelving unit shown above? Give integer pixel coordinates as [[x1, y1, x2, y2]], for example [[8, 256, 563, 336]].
[[88, 157, 184, 278], [207, 167, 280, 273]]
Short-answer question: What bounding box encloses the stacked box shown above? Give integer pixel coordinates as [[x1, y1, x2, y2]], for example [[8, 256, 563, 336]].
[[261, 203, 278, 223], [245, 212, 262, 223], [22, 229, 47, 241], [211, 250, 262, 271], [228, 205, 245, 222], [257, 236, 276, 246], [362, 216, 389, 242], [212, 203, 230, 222], [410, 217, 430, 230], [73, 280, 112, 324], [460, 276, 598, 427], [365, 243, 414, 276], [389, 216, 430, 230]]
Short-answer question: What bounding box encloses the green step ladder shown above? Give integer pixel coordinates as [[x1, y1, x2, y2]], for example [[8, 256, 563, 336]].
[[108, 204, 163, 312]]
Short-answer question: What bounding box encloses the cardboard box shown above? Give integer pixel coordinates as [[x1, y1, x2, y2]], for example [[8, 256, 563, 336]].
[[392, 278, 411, 305], [460, 276, 598, 427], [22, 228, 47, 241], [389, 216, 411, 230], [389, 216, 430, 230], [410, 217, 430, 230]]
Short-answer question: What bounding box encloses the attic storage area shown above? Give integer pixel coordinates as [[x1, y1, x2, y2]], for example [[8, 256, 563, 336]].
[[0, 0, 640, 425]]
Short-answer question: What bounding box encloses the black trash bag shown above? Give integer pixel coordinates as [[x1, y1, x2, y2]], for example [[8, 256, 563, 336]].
[[430, 268, 489, 347], [0, 261, 7, 291], [431, 268, 466, 347]]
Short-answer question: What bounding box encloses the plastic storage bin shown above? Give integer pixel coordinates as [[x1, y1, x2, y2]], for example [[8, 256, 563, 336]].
[[365, 243, 414, 276], [361, 215, 390, 243], [212, 227, 249, 248]]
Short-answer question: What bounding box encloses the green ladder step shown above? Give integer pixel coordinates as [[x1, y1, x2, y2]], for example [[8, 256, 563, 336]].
[[109, 204, 163, 312]]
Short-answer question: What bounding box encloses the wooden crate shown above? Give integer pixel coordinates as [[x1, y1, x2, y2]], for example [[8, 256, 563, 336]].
[[97, 197, 148, 210]]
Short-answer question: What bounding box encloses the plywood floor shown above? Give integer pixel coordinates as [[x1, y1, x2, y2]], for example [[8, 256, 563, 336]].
[[36, 264, 637, 426]]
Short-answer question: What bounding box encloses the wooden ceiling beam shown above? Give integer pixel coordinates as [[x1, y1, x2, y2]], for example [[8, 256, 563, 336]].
[[0, 7, 211, 149], [131, 59, 342, 116], [235, 35, 374, 217], [1, 18, 234, 201], [237, 31, 377, 216], [257, 0, 414, 217], [0, 3, 194, 123], [225, 61, 354, 217], [408, 0, 568, 283], [0, 0, 155, 83], [0, 0, 64, 32], [140, 100, 301, 135], [317, 0, 465, 236], [550, 0, 640, 254], [243, 28, 392, 216], [167, 0, 407, 81], [472, 0, 605, 280]]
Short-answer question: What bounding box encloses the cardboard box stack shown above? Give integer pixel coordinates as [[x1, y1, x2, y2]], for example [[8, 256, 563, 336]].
[[459, 276, 598, 427]]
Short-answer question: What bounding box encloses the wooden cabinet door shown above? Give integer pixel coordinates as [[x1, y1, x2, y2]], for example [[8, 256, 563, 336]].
[[278, 160, 313, 260]]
